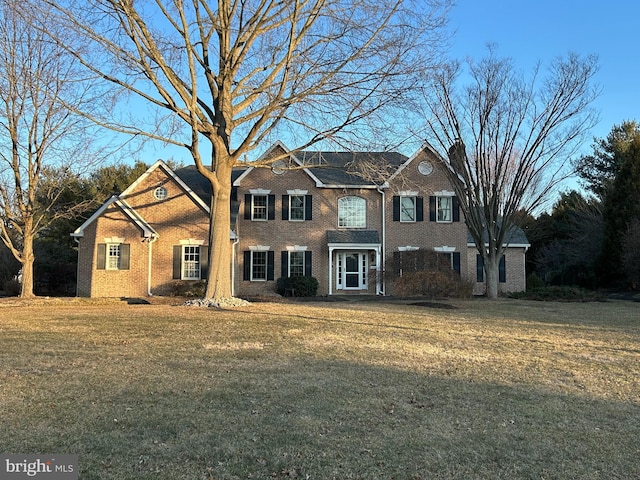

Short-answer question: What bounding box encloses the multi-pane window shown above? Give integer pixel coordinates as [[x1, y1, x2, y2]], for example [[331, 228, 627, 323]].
[[182, 246, 201, 280], [338, 196, 366, 228], [400, 196, 416, 222], [107, 244, 121, 270], [252, 195, 268, 220], [289, 195, 305, 221], [289, 251, 305, 277], [437, 196, 453, 223], [252, 251, 268, 281]]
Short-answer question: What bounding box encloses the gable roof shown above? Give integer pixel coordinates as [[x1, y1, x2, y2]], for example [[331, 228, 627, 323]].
[[467, 225, 530, 248], [296, 151, 408, 188], [71, 196, 158, 239]]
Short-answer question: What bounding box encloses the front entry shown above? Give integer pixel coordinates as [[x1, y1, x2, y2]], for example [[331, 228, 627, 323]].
[[337, 252, 367, 291]]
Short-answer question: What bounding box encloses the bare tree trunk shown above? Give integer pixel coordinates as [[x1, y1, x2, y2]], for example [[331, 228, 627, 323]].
[[205, 163, 233, 300], [484, 254, 500, 299], [19, 226, 35, 298]]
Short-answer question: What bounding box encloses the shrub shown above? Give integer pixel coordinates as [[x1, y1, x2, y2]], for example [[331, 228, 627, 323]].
[[3, 279, 20, 296], [526, 273, 545, 290], [393, 270, 473, 298], [276, 276, 319, 297], [168, 280, 206, 297], [509, 285, 605, 302]]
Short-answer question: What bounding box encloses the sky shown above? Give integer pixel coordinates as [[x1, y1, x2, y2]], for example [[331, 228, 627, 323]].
[[447, 0, 639, 149]]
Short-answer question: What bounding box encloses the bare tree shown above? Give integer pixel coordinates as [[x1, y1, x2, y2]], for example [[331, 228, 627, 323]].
[[423, 48, 599, 298], [38, 0, 451, 300], [0, 0, 101, 297]]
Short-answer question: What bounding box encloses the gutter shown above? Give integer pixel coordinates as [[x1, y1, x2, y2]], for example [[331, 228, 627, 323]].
[[377, 186, 386, 295], [147, 235, 159, 296]]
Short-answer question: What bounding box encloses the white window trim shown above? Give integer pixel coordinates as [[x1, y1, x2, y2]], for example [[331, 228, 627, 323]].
[[287, 189, 308, 195], [338, 196, 367, 228], [399, 195, 417, 223], [250, 250, 269, 281], [251, 194, 268, 221], [288, 194, 306, 222], [436, 196, 453, 223], [434, 246, 456, 253], [287, 251, 306, 277], [182, 245, 201, 280], [286, 245, 308, 251], [398, 246, 420, 252], [106, 243, 121, 270]]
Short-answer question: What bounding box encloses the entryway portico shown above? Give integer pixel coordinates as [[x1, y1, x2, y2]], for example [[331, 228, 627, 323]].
[[327, 230, 381, 295]]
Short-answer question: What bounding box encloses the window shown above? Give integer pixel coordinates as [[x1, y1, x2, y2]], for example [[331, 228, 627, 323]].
[[400, 197, 416, 222], [172, 243, 208, 280], [290, 195, 305, 221], [244, 193, 275, 221], [437, 196, 452, 222], [243, 250, 275, 281], [182, 246, 201, 280], [252, 195, 268, 220], [338, 196, 366, 228], [107, 244, 121, 270], [393, 195, 424, 222], [97, 242, 130, 271], [153, 186, 168, 200], [289, 251, 305, 277], [429, 195, 459, 223], [282, 193, 312, 221]]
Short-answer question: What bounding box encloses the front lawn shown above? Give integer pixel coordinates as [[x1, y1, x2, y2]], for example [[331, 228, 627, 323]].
[[0, 297, 638, 479]]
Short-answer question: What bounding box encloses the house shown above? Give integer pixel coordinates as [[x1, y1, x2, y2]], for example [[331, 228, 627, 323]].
[[72, 142, 529, 298]]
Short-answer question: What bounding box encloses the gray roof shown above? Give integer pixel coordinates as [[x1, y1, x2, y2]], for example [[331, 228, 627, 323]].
[[467, 225, 530, 246], [297, 151, 408, 186], [327, 230, 380, 245]]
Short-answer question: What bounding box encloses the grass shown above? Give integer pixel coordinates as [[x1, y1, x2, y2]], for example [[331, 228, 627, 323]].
[[0, 297, 638, 479]]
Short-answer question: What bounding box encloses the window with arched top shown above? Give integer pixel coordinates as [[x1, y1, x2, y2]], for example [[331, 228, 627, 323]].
[[338, 196, 366, 228]]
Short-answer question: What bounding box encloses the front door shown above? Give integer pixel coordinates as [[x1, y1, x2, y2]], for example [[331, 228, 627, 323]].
[[337, 252, 367, 291]]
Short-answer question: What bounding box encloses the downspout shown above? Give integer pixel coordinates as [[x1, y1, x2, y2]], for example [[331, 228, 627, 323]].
[[74, 237, 81, 297], [377, 186, 386, 295], [147, 235, 158, 296], [231, 236, 239, 297]]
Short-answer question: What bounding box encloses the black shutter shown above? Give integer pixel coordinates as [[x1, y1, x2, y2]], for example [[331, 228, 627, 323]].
[[120, 244, 130, 270], [499, 255, 506, 283], [416, 197, 424, 222], [243, 251, 251, 281], [281, 251, 288, 277], [453, 252, 460, 274], [305, 251, 312, 277], [476, 254, 484, 282], [392, 196, 400, 221], [200, 246, 209, 280], [268, 194, 275, 220], [282, 195, 289, 220], [453, 196, 460, 222], [267, 251, 275, 280], [429, 196, 436, 222], [97, 244, 106, 270], [244, 194, 251, 219], [305, 195, 313, 220], [173, 246, 182, 279]]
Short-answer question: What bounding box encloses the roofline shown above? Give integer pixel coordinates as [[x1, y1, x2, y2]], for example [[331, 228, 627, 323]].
[[123, 159, 210, 213], [467, 242, 531, 248], [71, 196, 158, 239]]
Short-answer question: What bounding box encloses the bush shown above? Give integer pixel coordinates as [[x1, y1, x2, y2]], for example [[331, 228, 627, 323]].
[[509, 285, 605, 302], [393, 270, 473, 298], [526, 273, 545, 290], [276, 276, 319, 297], [3, 279, 20, 296], [168, 280, 206, 297]]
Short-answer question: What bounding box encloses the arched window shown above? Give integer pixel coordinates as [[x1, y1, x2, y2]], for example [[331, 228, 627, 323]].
[[338, 196, 366, 228]]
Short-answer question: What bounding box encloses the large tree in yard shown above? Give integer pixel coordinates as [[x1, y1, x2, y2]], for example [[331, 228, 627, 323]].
[[0, 0, 100, 297], [39, 0, 452, 301], [423, 48, 599, 298]]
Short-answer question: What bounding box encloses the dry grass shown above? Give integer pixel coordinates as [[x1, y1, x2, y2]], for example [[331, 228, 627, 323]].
[[0, 297, 638, 479]]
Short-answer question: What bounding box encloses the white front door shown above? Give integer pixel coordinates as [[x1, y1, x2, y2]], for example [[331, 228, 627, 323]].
[[337, 252, 367, 290]]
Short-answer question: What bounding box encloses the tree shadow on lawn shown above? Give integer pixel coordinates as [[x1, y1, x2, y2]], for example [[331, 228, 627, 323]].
[[2, 356, 638, 480]]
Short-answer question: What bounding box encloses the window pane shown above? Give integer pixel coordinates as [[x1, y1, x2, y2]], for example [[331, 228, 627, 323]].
[[183, 246, 200, 279], [107, 244, 120, 270], [252, 195, 267, 220], [400, 196, 416, 222], [252, 251, 267, 280], [338, 196, 366, 228], [437, 196, 452, 222], [290, 195, 305, 221], [289, 251, 304, 277]]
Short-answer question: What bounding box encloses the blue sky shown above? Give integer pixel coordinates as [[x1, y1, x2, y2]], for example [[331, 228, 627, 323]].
[[447, 0, 639, 149]]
